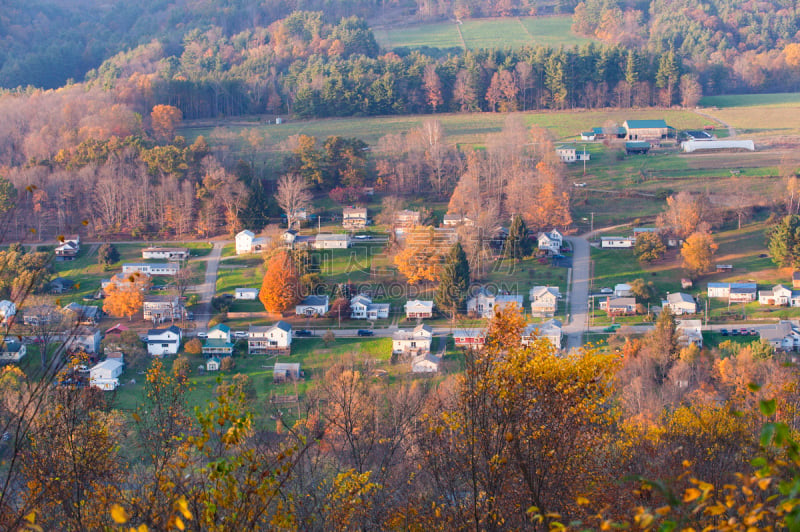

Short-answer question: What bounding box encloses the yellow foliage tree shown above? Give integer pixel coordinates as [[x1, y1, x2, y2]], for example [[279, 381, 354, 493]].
[[150, 104, 182, 141], [103, 272, 150, 320], [681, 230, 718, 277], [394, 226, 448, 284]]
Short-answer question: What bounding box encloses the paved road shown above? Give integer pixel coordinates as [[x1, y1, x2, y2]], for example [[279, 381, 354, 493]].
[[193, 242, 224, 331], [564, 236, 590, 350]]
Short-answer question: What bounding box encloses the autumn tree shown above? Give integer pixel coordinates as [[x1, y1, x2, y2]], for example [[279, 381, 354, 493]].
[[97, 243, 120, 267], [394, 226, 448, 284], [768, 214, 800, 267], [259, 250, 301, 313], [681, 228, 718, 277], [434, 242, 470, 319], [275, 173, 312, 229], [173, 356, 190, 380], [150, 104, 182, 141], [657, 191, 710, 239], [184, 338, 202, 355], [103, 272, 151, 320], [634, 231, 666, 262], [423, 64, 443, 112]]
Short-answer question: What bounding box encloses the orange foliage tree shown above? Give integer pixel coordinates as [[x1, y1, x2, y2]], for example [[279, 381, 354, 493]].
[[103, 272, 151, 320], [394, 226, 448, 284], [150, 104, 183, 141], [681, 229, 718, 277], [259, 251, 300, 314]]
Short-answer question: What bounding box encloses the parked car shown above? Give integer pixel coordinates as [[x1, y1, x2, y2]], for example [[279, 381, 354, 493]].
[[731, 329, 739, 336], [603, 324, 621, 333], [295, 330, 313, 337], [750, 329, 758, 336], [357, 329, 374, 337], [720, 329, 728, 336], [233, 331, 248, 339], [600, 287, 613, 294], [197, 332, 208, 339], [740, 328, 749, 336], [354, 235, 371, 240]]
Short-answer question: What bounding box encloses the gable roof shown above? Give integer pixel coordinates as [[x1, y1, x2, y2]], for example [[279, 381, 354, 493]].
[[667, 292, 695, 305], [273, 321, 292, 333], [299, 295, 329, 306], [147, 325, 181, 337], [624, 119, 668, 129], [237, 230, 255, 238], [209, 324, 231, 334]]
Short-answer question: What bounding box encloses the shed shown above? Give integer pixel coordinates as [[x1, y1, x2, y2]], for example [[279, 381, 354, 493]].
[[206, 357, 221, 371], [625, 141, 651, 155], [273, 362, 301, 383]]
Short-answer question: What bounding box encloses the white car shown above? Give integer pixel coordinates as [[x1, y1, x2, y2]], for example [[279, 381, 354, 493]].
[[600, 287, 613, 294], [233, 331, 248, 339], [353, 235, 371, 240], [197, 332, 208, 339]]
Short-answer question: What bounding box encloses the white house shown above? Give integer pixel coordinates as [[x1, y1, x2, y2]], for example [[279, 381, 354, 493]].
[[350, 295, 390, 320], [0, 339, 26, 363], [555, 144, 590, 163], [90, 359, 124, 391], [405, 300, 434, 319], [392, 324, 433, 355], [313, 234, 350, 249], [235, 288, 259, 300], [707, 283, 757, 302], [537, 229, 563, 255], [0, 300, 16, 324], [122, 263, 180, 276], [66, 327, 102, 354], [665, 292, 697, 315], [295, 295, 330, 316], [248, 321, 292, 354], [601, 237, 636, 249], [143, 295, 182, 323], [411, 352, 442, 373], [521, 319, 563, 350], [206, 356, 221, 371], [760, 321, 800, 351], [529, 286, 559, 317], [614, 283, 632, 297], [677, 319, 703, 348], [580, 131, 596, 141], [55, 236, 80, 260], [142, 247, 190, 260], [202, 324, 234, 356], [467, 288, 523, 319], [342, 207, 368, 230], [442, 213, 474, 227], [236, 230, 266, 255], [146, 325, 182, 357], [759, 284, 793, 306]]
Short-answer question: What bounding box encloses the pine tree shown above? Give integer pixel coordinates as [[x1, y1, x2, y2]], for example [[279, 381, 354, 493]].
[[504, 215, 531, 260], [97, 243, 120, 267], [435, 243, 470, 320]]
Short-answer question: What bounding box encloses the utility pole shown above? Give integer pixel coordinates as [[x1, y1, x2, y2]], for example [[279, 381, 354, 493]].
[[590, 212, 594, 236]]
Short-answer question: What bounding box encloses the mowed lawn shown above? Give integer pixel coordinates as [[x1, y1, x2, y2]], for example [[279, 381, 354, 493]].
[[374, 16, 593, 50]]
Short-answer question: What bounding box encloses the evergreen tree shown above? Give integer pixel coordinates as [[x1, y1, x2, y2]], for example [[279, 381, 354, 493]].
[[768, 214, 800, 267], [97, 243, 120, 267], [435, 242, 470, 319], [504, 215, 531, 260]]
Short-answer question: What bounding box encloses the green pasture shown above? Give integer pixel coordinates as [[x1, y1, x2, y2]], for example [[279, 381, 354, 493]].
[[374, 16, 593, 51], [700, 92, 800, 108]]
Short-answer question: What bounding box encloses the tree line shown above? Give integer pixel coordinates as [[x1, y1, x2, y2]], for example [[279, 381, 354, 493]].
[[1, 307, 799, 529]]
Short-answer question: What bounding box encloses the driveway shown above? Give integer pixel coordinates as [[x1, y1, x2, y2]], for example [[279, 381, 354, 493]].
[[563, 236, 590, 351]]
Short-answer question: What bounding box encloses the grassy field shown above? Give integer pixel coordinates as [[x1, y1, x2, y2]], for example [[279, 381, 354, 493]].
[[700, 92, 800, 108], [373, 16, 593, 51]]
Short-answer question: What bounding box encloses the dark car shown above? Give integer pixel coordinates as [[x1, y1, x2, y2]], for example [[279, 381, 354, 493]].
[[731, 329, 739, 336], [357, 329, 374, 337], [720, 329, 728, 336], [295, 329, 313, 337]]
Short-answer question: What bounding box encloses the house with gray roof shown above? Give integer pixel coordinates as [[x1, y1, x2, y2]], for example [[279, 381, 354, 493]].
[[248, 321, 292, 354]]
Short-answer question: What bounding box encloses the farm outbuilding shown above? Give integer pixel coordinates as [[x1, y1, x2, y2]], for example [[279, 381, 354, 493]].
[[681, 140, 754, 153], [625, 141, 651, 155]]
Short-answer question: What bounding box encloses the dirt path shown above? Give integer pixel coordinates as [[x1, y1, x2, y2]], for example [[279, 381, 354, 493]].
[[693, 108, 736, 138]]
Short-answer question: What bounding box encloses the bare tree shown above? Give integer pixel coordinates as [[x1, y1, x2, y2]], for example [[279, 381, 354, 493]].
[[276, 173, 312, 230]]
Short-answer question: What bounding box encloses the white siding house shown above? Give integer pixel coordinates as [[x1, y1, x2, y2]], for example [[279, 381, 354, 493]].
[[122, 263, 180, 276], [677, 319, 703, 348], [521, 320, 563, 350], [600, 237, 636, 248], [392, 324, 433, 355], [90, 359, 124, 390], [142, 247, 190, 260], [248, 322, 292, 354], [529, 286, 559, 317], [405, 300, 434, 319], [759, 284, 793, 306], [295, 295, 329, 316], [665, 292, 697, 315], [236, 230, 266, 255], [312, 234, 350, 249], [146, 326, 182, 356], [537, 229, 563, 254], [350, 295, 390, 320]]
